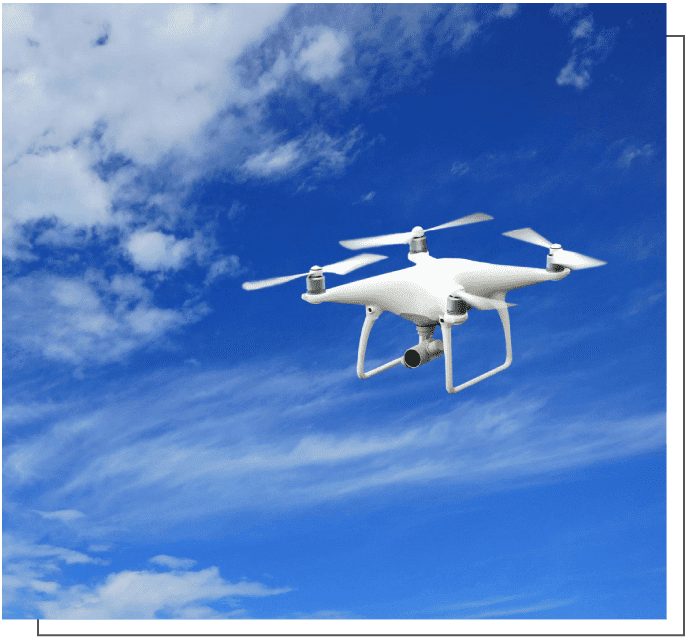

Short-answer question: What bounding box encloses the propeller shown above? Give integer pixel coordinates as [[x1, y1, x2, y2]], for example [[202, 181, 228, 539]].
[[503, 228, 606, 270], [450, 288, 515, 312], [339, 213, 493, 250], [241, 253, 387, 291]]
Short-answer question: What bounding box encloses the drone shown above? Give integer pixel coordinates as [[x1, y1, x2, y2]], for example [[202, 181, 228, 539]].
[[242, 214, 605, 394]]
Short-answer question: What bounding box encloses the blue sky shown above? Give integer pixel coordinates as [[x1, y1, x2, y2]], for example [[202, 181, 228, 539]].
[[2, 1, 676, 626]]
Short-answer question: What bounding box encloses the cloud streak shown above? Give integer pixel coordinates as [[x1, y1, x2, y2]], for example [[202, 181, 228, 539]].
[[3, 533, 291, 620], [552, 10, 618, 90], [3, 361, 666, 543]]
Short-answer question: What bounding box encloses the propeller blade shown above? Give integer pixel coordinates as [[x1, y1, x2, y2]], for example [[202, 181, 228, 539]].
[[341, 213, 492, 250], [552, 249, 606, 270], [242, 254, 387, 290], [502, 227, 553, 249], [427, 212, 493, 232], [322, 253, 388, 275], [339, 232, 413, 250], [242, 273, 308, 291], [453, 290, 512, 311]]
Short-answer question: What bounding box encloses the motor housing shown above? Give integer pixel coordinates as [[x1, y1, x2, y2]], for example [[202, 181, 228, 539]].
[[306, 267, 325, 294]]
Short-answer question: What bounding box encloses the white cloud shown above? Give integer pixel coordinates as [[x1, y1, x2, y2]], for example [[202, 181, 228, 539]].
[[126, 230, 192, 272], [293, 610, 359, 619], [243, 140, 303, 178], [549, 4, 588, 23], [3, 148, 114, 259], [149, 555, 198, 570], [2, 401, 74, 428], [242, 127, 365, 180], [617, 143, 655, 168], [3, 533, 291, 620], [205, 256, 242, 285], [34, 510, 86, 523], [627, 283, 666, 316], [465, 599, 576, 618], [451, 161, 470, 176], [553, 10, 618, 90], [571, 17, 594, 40], [556, 56, 591, 90], [34, 567, 291, 619], [3, 534, 105, 566], [297, 28, 350, 82], [2, 361, 665, 540], [88, 545, 111, 553], [496, 4, 519, 19], [1, 6, 290, 262], [3, 272, 208, 367], [362, 191, 376, 201]]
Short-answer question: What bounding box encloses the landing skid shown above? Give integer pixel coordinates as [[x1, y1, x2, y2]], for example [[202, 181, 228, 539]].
[[356, 305, 513, 393]]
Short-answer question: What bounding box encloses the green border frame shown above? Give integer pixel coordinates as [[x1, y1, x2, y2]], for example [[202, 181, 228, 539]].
[[1, 0, 687, 638]]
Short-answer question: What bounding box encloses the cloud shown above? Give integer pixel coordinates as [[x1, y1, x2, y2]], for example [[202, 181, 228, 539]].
[[465, 598, 576, 618], [3, 400, 75, 429], [4, 536, 291, 620], [204, 256, 243, 285], [126, 230, 193, 272], [627, 283, 666, 317], [497, 4, 519, 19], [3, 362, 665, 540], [242, 127, 365, 180], [149, 555, 198, 570], [292, 610, 361, 619], [553, 10, 618, 90], [3, 3, 523, 370], [34, 567, 291, 619], [3, 272, 209, 367], [34, 510, 86, 523], [451, 161, 470, 176], [2, 147, 115, 260], [549, 4, 588, 23], [297, 28, 350, 83], [571, 17, 594, 39], [3, 534, 108, 569], [617, 143, 655, 168]]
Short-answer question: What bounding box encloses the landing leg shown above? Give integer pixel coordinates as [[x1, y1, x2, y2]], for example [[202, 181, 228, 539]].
[[440, 307, 513, 393], [357, 306, 404, 379]]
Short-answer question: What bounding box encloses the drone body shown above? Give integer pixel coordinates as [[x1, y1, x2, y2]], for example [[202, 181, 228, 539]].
[[301, 253, 568, 325], [242, 215, 605, 394]]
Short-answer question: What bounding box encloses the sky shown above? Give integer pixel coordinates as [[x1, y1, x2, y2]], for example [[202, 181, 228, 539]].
[[1, 1, 676, 627]]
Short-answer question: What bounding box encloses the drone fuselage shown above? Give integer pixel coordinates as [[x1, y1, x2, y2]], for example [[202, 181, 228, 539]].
[[302, 253, 569, 325]]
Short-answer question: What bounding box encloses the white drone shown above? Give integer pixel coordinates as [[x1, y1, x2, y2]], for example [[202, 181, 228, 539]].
[[242, 213, 605, 394]]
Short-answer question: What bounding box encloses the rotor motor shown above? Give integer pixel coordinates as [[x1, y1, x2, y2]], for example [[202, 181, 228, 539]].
[[446, 292, 471, 316], [546, 244, 565, 272], [305, 267, 325, 294]]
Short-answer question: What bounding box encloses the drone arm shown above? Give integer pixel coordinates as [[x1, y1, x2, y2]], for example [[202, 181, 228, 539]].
[[357, 306, 404, 379], [440, 306, 513, 394]]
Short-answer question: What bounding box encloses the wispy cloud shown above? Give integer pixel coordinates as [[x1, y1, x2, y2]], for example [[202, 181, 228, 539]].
[[451, 161, 470, 176], [3, 360, 665, 545], [3, 531, 290, 619], [626, 283, 666, 317], [617, 143, 655, 168], [149, 555, 198, 570], [33, 510, 86, 524], [3, 272, 209, 367], [552, 10, 618, 90], [464, 598, 576, 618], [549, 4, 588, 23], [242, 127, 365, 180]]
